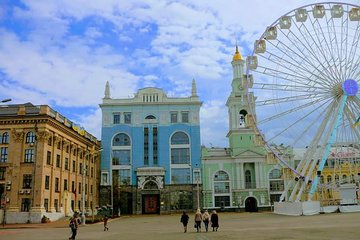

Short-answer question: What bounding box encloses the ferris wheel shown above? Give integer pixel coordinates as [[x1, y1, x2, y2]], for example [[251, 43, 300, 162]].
[[246, 2, 360, 203]]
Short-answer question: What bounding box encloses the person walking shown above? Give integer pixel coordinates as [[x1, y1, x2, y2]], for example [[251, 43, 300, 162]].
[[69, 213, 79, 240], [194, 208, 202, 232], [210, 210, 219, 232], [180, 211, 189, 233], [103, 215, 109, 231], [202, 210, 210, 232]]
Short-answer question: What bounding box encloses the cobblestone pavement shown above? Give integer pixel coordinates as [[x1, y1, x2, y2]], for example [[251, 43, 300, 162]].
[[1, 212, 360, 240]]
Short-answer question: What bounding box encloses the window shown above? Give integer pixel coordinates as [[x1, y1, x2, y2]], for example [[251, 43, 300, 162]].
[[45, 176, 50, 190], [153, 127, 158, 165], [171, 148, 190, 164], [23, 174, 32, 189], [113, 169, 131, 185], [90, 185, 93, 194], [214, 196, 230, 208], [72, 160, 76, 172], [85, 184, 87, 194], [320, 175, 324, 184], [170, 112, 178, 123], [124, 112, 131, 123], [171, 168, 191, 184], [144, 127, 149, 165], [79, 163, 83, 174], [71, 181, 75, 192], [113, 113, 120, 124], [78, 183, 81, 194], [145, 115, 156, 119], [112, 133, 131, 146], [269, 169, 281, 179], [64, 179, 68, 191], [327, 175, 332, 183], [46, 151, 51, 165], [25, 132, 36, 143], [181, 112, 189, 123], [64, 158, 69, 170], [342, 174, 347, 183], [66, 145, 69, 153], [56, 154, 61, 167], [269, 180, 284, 191], [44, 198, 49, 212], [269, 169, 284, 192], [91, 167, 94, 177], [1, 147, 8, 162], [0, 167, 5, 180], [55, 177, 59, 192], [24, 149, 34, 163], [21, 198, 31, 212], [1, 132, 9, 144], [171, 132, 189, 144], [57, 141, 61, 150], [112, 150, 131, 165], [48, 137, 52, 146], [171, 132, 190, 164], [245, 170, 253, 189], [101, 172, 108, 185]]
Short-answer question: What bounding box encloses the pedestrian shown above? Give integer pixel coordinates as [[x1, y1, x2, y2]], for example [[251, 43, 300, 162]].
[[69, 213, 79, 240], [180, 211, 189, 233], [194, 208, 202, 232], [210, 210, 219, 231], [103, 215, 109, 231], [202, 209, 210, 232]]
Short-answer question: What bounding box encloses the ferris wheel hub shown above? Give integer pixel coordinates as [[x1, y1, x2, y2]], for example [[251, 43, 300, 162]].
[[342, 79, 358, 96]]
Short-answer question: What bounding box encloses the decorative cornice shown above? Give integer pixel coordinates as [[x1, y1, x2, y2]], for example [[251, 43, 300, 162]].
[[36, 130, 51, 142]]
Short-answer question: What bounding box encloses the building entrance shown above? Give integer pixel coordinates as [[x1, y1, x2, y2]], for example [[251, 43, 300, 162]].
[[245, 197, 258, 212], [142, 194, 160, 214]]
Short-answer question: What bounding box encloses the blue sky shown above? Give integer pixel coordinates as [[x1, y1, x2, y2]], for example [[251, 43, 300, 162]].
[[0, 0, 358, 147]]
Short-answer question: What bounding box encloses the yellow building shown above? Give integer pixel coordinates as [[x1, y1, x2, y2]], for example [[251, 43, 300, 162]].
[[0, 103, 101, 223]]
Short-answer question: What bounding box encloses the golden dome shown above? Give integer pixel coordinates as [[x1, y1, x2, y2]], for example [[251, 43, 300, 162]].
[[232, 45, 243, 61]]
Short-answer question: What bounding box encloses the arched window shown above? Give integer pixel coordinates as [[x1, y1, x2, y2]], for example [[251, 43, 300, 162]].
[[213, 170, 230, 207], [1, 132, 9, 144], [25, 132, 36, 143], [112, 133, 131, 146], [171, 132, 189, 145], [112, 133, 131, 167], [342, 174, 347, 183], [145, 115, 156, 119], [269, 169, 281, 179], [327, 175, 332, 183], [170, 132, 190, 164]]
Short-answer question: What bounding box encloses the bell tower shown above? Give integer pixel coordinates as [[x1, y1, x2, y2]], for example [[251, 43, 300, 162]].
[[226, 46, 257, 155]]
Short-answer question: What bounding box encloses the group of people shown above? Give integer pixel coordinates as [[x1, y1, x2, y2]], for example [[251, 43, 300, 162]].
[[68, 213, 110, 240], [180, 209, 219, 233]]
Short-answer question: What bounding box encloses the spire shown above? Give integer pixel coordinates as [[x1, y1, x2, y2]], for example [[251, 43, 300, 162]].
[[104, 81, 111, 99], [232, 44, 243, 61], [191, 79, 198, 97]]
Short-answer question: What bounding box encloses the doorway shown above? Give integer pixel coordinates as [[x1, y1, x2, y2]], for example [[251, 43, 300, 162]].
[[142, 194, 160, 214], [245, 197, 258, 212]]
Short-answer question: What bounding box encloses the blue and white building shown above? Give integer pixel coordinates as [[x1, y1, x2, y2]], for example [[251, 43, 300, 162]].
[[100, 81, 202, 214]]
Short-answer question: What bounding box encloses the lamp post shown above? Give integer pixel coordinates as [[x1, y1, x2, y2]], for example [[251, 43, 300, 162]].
[[194, 164, 200, 210], [81, 165, 86, 225]]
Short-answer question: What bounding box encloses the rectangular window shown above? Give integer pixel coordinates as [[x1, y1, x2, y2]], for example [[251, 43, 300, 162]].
[[44, 198, 49, 212], [181, 112, 189, 123], [47, 151, 51, 165], [0, 167, 6, 180], [101, 172, 108, 185], [45, 176, 50, 190], [144, 127, 149, 165], [79, 163, 82, 174], [214, 182, 230, 194], [270, 180, 284, 191], [23, 174, 32, 189], [55, 177, 59, 192], [24, 149, 34, 163], [90, 185, 93, 194], [91, 167, 94, 177], [113, 113, 120, 124], [170, 112, 178, 123], [72, 160, 76, 172], [56, 154, 61, 167], [64, 179, 68, 191], [78, 183, 81, 194], [214, 196, 230, 207], [171, 168, 191, 184], [112, 150, 131, 165], [21, 198, 31, 212], [119, 169, 131, 185], [48, 137, 52, 146], [64, 158, 69, 170], [153, 127, 158, 165], [0, 147, 8, 162], [85, 184, 87, 194], [124, 112, 131, 124], [71, 181, 75, 192], [171, 148, 190, 164], [57, 141, 61, 150]]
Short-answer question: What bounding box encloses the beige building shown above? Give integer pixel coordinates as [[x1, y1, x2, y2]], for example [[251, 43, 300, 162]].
[[0, 103, 101, 223]]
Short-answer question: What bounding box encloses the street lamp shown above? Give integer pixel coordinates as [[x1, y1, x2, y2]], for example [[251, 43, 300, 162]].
[[1, 99, 11, 103]]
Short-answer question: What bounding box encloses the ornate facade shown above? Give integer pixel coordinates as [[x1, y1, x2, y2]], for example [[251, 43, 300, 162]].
[[0, 103, 101, 223], [100, 83, 202, 214]]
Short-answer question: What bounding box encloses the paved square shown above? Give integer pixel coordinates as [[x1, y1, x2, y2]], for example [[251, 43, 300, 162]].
[[1, 212, 360, 240]]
